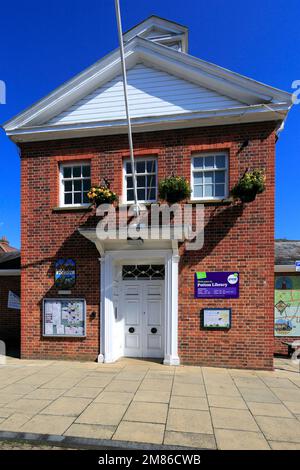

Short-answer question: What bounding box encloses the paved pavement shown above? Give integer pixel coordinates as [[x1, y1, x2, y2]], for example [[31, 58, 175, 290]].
[[0, 356, 300, 450]]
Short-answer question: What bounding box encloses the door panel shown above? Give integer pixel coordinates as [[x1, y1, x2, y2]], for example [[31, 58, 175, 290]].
[[122, 280, 164, 358]]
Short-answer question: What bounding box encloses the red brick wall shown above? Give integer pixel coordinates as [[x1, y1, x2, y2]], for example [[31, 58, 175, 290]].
[[0, 276, 21, 344], [20, 122, 277, 367]]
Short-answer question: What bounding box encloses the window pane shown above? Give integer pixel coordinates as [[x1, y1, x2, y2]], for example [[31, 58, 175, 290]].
[[215, 171, 225, 183], [204, 171, 214, 185], [127, 189, 134, 201], [64, 181, 72, 192], [147, 175, 156, 187], [64, 193, 72, 205], [63, 167, 72, 178], [147, 160, 156, 173], [137, 175, 146, 187], [83, 179, 91, 191], [82, 165, 90, 177], [148, 188, 156, 200], [204, 156, 214, 168], [127, 176, 133, 189], [74, 192, 82, 204], [83, 192, 89, 203], [137, 188, 145, 200], [215, 184, 225, 197], [193, 172, 203, 184], [204, 185, 213, 197], [216, 155, 226, 168], [136, 161, 145, 173], [73, 180, 82, 191], [193, 157, 203, 168], [73, 166, 81, 177], [194, 185, 203, 198], [126, 162, 132, 174]]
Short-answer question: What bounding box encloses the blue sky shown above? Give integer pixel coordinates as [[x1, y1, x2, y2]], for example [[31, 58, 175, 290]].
[[0, 0, 299, 248]]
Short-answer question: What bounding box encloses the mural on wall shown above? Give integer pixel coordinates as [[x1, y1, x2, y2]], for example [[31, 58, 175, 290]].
[[275, 275, 300, 337]]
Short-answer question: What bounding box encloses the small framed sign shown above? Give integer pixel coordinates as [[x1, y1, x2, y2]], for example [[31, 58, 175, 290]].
[[43, 298, 86, 337], [55, 259, 76, 289], [201, 308, 231, 329]]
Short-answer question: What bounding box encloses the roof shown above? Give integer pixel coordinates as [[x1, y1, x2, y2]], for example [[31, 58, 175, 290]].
[[0, 237, 18, 253], [275, 240, 300, 265], [0, 251, 21, 269], [2, 16, 293, 143]]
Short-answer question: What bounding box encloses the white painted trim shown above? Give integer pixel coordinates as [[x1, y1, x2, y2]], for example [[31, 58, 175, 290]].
[[59, 161, 91, 208], [275, 265, 297, 272], [122, 156, 158, 204], [5, 103, 290, 143], [88, 242, 180, 365], [190, 152, 229, 201], [0, 269, 21, 276]]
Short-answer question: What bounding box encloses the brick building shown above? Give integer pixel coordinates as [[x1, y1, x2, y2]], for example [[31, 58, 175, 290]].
[[3, 17, 292, 369], [0, 249, 21, 352]]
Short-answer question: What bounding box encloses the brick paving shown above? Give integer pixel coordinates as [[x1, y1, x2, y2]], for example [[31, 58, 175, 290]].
[[0, 357, 299, 450]]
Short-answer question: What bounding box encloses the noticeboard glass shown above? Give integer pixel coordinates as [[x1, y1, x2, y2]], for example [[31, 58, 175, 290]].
[[43, 298, 86, 337]]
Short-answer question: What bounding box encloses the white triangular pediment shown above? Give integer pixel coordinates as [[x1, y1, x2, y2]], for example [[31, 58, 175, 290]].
[[47, 63, 244, 126]]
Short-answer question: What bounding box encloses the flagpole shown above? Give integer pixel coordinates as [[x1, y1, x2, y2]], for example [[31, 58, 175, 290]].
[[114, 0, 139, 216]]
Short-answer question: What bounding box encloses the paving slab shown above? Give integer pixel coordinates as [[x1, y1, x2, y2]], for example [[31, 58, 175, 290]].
[[113, 421, 165, 445], [166, 409, 213, 434], [0, 413, 32, 431], [164, 431, 216, 449], [238, 387, 281, 404], [172, 383, 206, 397], [208, 395, 247, 410], [211, 407, 259, 432], [247, 402, 293, 418], [41, 397, 92, 416], [283, 401, 300, 415], [64, 423, 115, 439], [170, 395, 209, 411], [64, 387, 101, 399], [24, 388, 66, 400], [123, 402, 168, 424], [105, 380, 140, 393], [133, 390, 170, 403], [215, 429, 270, 450], [20, 414, 75, 435], [269, 441, 300, 450], [255, 416, 300, 443], [94, 391, 134, 405], [271, 387, 300, 402], [139, 379, 172, 392], [76, 402, 128, 426], [5, 398, 52, 414]]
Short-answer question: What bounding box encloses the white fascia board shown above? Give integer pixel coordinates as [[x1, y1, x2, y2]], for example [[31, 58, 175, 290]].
[[6, 103, 289, 143], [137, 38, 292, 105], [3, 43, 138, 131]]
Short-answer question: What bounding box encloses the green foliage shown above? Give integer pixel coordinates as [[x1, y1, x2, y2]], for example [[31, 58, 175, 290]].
[[230, 169, 266, 203], [158, 176, 191, 204], [87, 185, 118, 207]]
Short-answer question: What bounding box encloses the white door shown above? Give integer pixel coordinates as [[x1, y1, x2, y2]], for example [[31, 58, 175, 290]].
[[122, 280, 164, 358]]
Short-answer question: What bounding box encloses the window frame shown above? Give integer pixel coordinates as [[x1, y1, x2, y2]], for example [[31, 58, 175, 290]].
[[191, 152, 229, 201], [123, 156, 158, 204], [59, 161, 91, 208]]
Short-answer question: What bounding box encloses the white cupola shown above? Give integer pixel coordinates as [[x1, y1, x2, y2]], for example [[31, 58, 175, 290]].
[[123, 15, 189, 53]]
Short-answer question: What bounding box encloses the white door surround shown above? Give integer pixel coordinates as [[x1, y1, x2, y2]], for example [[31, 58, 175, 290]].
[[122, 279, 164, 359], [97, 249, 180, 366]]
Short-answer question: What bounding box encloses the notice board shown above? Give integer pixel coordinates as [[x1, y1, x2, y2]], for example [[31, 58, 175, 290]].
[[43, 298, 86, 337]]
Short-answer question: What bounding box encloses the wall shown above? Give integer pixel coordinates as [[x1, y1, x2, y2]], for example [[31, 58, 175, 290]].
[[0, 276, 21, 347], [20, 121, 277, 367]]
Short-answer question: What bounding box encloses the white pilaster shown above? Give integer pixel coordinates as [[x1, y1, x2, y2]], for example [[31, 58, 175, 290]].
[[163, 253, 180, 366]]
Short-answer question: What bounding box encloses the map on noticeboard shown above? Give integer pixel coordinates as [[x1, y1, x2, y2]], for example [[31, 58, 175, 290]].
[[43, 299, 85, 337], [275, 286, 300, 337]]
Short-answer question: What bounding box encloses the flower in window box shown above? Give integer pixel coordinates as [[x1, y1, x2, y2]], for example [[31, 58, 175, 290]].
[[158, 176, 191, 204], [87, 184, 118, 207], [230, 169, 266, 203]]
